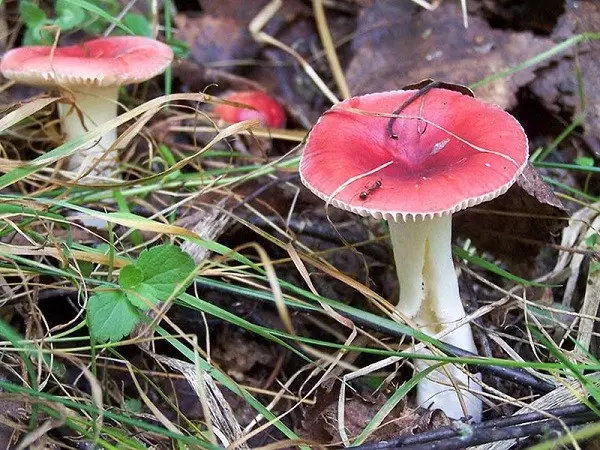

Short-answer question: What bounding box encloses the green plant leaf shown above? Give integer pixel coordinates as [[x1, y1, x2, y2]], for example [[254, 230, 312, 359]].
[[78, 260, 94, 278], [125, 245, 195, 310], [20, 1, 47, 27], [22, 25, 43, 45], [122, 12, 151, 37], [79, 0, 120, 34], [87, 290, 140, 342], [56, 0, 87, 30], [575, 156, 595, 167], [586, 233, 599, 248], [23, 24, 56, 46], [137, 245, 196, 296], [118, 265, 143, 289], [89, 0, 120, 13], [123, 398, 142, 413], [125, 283, 160, 310]]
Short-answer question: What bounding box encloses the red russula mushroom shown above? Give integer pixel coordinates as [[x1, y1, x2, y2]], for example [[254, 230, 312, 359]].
[[300, 88, 528, 420], [1, 36, 173, 181], [215, 90, 286, 129]]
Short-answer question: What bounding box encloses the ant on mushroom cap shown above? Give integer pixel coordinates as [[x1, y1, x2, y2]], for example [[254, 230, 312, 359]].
[[359, 179, 382, 200], [387, 79, 475, 140]]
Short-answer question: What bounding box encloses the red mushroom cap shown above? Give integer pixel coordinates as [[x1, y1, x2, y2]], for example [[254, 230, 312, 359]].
[[214, 90, 286, 128], [300, 89, 528, 221], [0, 36, 173, 88]]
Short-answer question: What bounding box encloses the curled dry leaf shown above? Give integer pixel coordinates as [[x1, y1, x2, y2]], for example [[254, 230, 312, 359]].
[[345, 0, 555, 109], [453, 163, 567, 270]]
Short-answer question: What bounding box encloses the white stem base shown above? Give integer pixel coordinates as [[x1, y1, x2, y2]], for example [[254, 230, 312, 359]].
[[389, 215, 482, 421], [58, 86, 120, 182]]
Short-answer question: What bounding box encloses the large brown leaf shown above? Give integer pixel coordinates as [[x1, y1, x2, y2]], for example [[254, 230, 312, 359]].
[[346, 0, 554, 109]]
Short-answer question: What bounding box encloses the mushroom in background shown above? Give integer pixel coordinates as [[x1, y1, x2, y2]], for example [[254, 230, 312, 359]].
[[300, 88, 529, 420], [0, 36, 174, 182], [214, 90, 286, 129]]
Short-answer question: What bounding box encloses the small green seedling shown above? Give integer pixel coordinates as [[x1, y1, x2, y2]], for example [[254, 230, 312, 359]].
[[18, 0, 185, 48], [123, 398, 143, 414], [87, 244, 196, 342]]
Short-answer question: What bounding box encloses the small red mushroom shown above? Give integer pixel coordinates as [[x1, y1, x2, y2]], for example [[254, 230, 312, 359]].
[[1, 36, 173, 181], [214, 90, 286, 128], [300, 88, 529, 420]]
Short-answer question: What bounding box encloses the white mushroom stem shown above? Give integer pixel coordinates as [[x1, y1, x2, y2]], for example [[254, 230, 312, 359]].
[[57, 86, 120, 181], [388, 214, 482, 421]]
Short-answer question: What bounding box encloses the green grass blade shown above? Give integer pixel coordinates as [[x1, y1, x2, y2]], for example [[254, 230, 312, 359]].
[[453, 246, 554, 287], [471, 33, 600, 89]]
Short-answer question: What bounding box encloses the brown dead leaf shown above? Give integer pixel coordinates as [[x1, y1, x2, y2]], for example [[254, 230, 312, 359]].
[[345, 0, 554, 108], [0, 366, 28, 448], [174, 14, 259, 67], [454, 163, 567, 272], [529, 0, 600, 155], [299, 381, 446, 444], [516, 162, 566, 211], [199, 0, 310, 26]]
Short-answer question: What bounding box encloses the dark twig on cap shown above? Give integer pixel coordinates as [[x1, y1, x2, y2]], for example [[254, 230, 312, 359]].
[[387, 81, 444, 139], [387, 80, 475, 139]]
